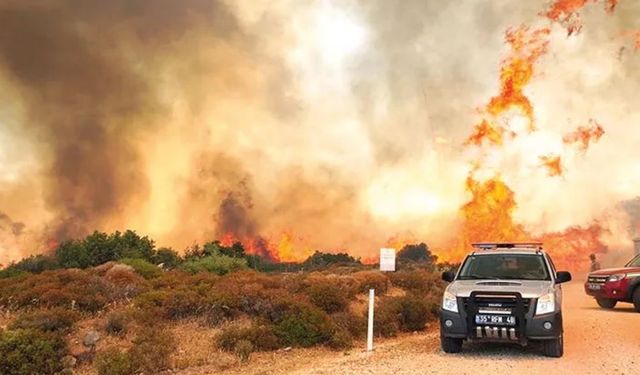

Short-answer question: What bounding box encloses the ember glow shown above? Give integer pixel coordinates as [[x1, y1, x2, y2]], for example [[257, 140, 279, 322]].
[[1, 1, 639, 270]]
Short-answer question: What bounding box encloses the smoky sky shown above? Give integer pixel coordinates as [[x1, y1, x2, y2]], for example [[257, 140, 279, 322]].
[[0, 0, 640, 264]]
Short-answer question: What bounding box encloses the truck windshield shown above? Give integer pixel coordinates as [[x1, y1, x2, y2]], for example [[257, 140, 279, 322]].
[[457, 254, 550, 281], [626, 254, 640, 267]]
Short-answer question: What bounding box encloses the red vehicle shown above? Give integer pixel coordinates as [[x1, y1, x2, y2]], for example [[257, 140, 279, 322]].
[[585, 254, 640, 312]]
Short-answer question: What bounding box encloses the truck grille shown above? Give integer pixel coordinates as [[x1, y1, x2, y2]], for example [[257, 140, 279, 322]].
[[587, 275, 608, 285], [463, 295, 532, 312], [463, 292, 529, 343]]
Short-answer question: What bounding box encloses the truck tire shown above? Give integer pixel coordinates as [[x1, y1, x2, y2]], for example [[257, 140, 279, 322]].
[[633, 287, 640, 313], [440, 335, 463, 353], [596, 298, 617, 309], [543, 334, 563, 358]]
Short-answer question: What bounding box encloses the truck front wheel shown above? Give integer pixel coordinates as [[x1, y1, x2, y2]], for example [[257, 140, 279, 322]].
[[633, 288, 640, 313], [596, 298, 617, 309], [543, 334, 563, 358], [440, 335, 462, 353]]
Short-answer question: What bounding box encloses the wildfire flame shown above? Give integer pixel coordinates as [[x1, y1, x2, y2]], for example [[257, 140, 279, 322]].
[[540, 155, 564, 177], [563, 120, 605, 151], [544, 0, 619, 35], [466, 26, 549, 146]]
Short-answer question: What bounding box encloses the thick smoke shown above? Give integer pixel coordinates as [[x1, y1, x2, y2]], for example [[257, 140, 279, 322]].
[[0, 1, 639, 265]]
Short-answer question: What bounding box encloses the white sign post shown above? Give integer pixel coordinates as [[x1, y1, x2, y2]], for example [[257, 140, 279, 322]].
[[379, 248, 396, 272], [367, 288, 374, 352]]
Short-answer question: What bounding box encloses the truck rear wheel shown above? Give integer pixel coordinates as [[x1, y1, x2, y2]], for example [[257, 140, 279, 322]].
[[633, 288, 640, 313], [543, 334, 563, 358], [596, 298, 617, 309], [440, 335, 462, 353]]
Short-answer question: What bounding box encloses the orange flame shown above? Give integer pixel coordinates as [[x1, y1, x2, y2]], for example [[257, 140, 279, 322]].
[[562, 120, 605, 151], [539, 155, 563, 177], [544, 0, 619, 35], [465, 26, 549, 146]]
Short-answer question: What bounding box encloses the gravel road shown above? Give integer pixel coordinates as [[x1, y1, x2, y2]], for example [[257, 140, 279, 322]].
[[185, 282, 639, 375]]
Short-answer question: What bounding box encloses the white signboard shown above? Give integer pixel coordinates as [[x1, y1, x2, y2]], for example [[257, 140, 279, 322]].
[[379, 248, 396, 272]]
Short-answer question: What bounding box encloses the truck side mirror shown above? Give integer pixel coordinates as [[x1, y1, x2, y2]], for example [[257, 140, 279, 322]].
[[556, 271, 572, 284], [442, 271, 455, 282]]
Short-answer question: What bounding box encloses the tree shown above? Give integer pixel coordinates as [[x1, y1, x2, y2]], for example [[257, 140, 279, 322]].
[[397, 243, 437, 266]]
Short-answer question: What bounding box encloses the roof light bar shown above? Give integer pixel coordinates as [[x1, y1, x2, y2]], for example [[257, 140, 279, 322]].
[[472, 242, 543, 250]]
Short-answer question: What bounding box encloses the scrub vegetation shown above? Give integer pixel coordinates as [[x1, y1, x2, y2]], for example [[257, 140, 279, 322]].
[[0, 230, 448, 374]]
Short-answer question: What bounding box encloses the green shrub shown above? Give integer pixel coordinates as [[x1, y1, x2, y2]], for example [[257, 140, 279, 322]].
[[330, 312, 366, 338], [0, 329, 68, 375], [389, 270, 443, 295], [234, 340, 253, 362], [180, 255, 247, 275], [95, 348, 134, 375], [396, 295, 429, 331], [397, 243, 437, 266], [10, 309, 80, 333], [271, 301, 332, 347], [119, 258, 161, 279], [218, 324, 281, 352], [373, 299, 401, 338], [129, 326, 176, 373], [12, 255, 59, 274], [327, 325, 352, 350], [0, 269, 111, 312], [105, 312, 129, 336], [302, 251, 361, 269], [304, 280, 349, 313], [0, 267, 27, 279], [153, 247, 182, 268], [352, 271, 389, 294]]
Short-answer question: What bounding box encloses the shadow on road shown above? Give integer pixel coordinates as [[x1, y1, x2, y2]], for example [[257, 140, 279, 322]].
[[580, 306, 637, 314], [448, 342, 554, 360]]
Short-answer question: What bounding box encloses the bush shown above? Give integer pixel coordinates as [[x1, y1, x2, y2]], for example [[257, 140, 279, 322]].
[[373, 294, 434, 337], [95, 348, 134, 375], [327, 326, 352, 350], [153, 247, 182, 268], [304, 279, 349, 313], [397, 243, 437, 266], [396, 295, 429, 331], [330, 312, 366, 338], [105, 312, 129, 337], [10, 309, 80, 333], [119, 258, 161, 279], [0, 269, 111, 312], [389, 270, 443, 295], [12, 255, 59, 274], [234, 340, 253, 362], [218, 324, 281, 352], [271, 301, 332, 347], [0, 329, 68, 375], [352, 271, 389, 294], [180, 255, 247, 275], [302, 251, 361, 269], [129, 326, 176, 373]]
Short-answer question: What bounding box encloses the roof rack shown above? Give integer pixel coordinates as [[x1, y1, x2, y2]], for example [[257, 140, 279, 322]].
[[472, 242, 543, 250]]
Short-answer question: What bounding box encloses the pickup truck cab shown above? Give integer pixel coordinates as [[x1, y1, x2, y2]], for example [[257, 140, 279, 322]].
[[439, 243, 572, 357], [584, 254, 640, 311]]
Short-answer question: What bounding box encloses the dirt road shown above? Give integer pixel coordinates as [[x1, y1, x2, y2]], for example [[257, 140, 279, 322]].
[[189, 282, 640, 375]]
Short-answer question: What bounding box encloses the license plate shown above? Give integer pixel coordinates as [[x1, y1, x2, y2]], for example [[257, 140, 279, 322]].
[[588, 283, 601, 290], [475, 314, 516, 326]]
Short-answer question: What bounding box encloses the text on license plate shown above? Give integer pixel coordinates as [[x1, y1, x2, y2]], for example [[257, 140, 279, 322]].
[[588, 283, 601, 290], [475, 314, 516, 326]]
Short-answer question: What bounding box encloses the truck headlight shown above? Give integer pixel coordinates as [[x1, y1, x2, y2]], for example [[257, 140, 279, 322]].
[[608, 274, 626, 282], [442, 291, 458, 313], [535, 292, 555, 315]]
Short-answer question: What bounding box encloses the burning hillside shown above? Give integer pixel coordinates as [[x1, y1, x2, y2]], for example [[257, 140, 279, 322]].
[[1, 0, 640, 270]]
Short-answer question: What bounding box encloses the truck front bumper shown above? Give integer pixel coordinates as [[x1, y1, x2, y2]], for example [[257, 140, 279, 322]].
[[440, 309, 563, 342]]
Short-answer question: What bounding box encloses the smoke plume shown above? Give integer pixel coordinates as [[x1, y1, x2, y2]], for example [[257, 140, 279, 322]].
[[0, 0, 639, 268]]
